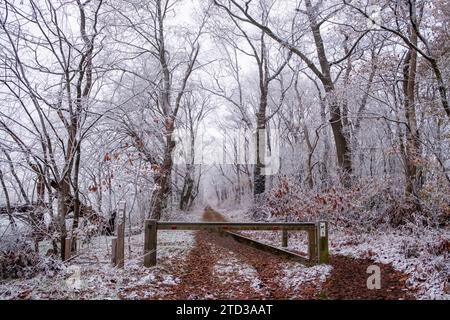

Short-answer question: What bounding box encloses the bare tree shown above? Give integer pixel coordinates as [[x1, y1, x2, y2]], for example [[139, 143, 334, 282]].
[[108, 0, 206, 219], [344, 0, 450, 119], [213, 0, 371, 186], [209, 1, 292, 195], [0, 0, 105, 259], [177, 93, 212, 210]]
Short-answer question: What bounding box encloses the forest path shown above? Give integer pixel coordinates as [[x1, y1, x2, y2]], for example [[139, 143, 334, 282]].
[[158, 207, 316, 299], [0, 208, 415, 300], [157, 207, 414, 300]]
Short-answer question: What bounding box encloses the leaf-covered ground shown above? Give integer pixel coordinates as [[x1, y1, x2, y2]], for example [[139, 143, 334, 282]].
[[0, 207, 448, 300]]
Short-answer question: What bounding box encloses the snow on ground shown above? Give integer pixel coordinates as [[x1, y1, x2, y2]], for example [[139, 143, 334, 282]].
[[329, 227, 450, 300], [215, 207, 332, 297], [231, 230, 331, 297], [279, 262, 332, 295], [242, 226, 449, 300], [3, 207, 446, 300], [217, 205, 252, 221], [0, 228, 196, 300], [219, 206, 449, 300], [161, 207, 204, 222], [213, 255, 263, 292]]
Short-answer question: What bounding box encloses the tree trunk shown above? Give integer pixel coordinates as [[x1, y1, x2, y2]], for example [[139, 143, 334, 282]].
[[150, 119, 176, 219], [2, 148, 29, 204], [254, 107, 267, 195], [0, 169, 16, 230], [305, 0, 352, 186], [71, 143, 81, 253], [328, 99, 353, 184], [58, 178, 70, 260], [304, 125, 315, 189], [180, 166, 194, 211], [430, 57, 450, 119], [403, 8, 422, 202], [319, 99, 330, 187]]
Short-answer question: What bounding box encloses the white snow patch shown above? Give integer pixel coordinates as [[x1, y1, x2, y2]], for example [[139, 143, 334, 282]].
[[213, 257, 263, 292], [217, 206, 252, 221], [0, 226, 195, 299], [279, 262, 332, 294]]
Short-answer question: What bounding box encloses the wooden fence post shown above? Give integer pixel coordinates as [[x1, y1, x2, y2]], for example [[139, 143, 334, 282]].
[[116, 202, 126, 268], [144, 219, 157, 267], [64, 238, 72, 261], [317, 221, 329, 264], [111, 238, 117, 265], [308, 228, 317, 263], [281, 230, 288, 247]]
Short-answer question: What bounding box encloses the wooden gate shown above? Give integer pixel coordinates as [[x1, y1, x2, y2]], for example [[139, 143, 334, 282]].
[[143, 220, 329, 267]]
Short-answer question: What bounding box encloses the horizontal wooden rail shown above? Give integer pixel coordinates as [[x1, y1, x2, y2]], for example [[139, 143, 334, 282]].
[[157, 221, 316, 231]]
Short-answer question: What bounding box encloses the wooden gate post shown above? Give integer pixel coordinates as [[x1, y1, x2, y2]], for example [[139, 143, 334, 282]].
[[281, 230, 288, 247], [308, 228, 317, 263], [64, 238, 72, 261], [144, 219, 157, 267], [116, 202, 126, 268], [317, 221, 329, 264], [111, 238, 117, 265]]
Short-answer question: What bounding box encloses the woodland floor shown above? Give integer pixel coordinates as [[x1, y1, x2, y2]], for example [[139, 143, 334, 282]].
[[2, 207, 448, 300], [154, 208, 412, 300]]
